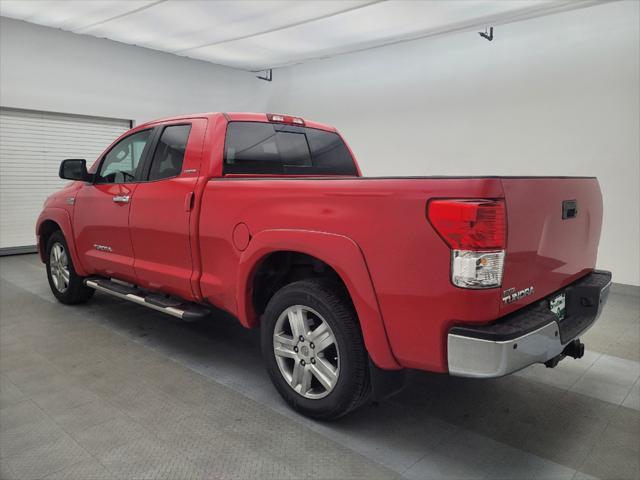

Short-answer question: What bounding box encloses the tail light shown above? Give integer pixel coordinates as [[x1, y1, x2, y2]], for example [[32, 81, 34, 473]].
[[428, 199, 506, 289], [267, 113, 305, 126]]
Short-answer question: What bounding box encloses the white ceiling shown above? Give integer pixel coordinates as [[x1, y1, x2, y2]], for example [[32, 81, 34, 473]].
[[0, 0, 610, 71]]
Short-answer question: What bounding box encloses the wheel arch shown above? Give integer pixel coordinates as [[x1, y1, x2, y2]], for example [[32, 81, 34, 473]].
[[36, 208, 87, 276], [250, 251, 350, 318], [37, 219, 61, 262], [236, 229, 400, 370]]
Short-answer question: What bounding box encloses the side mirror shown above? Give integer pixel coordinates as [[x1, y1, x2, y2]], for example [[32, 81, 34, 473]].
[[59, 159, 92, 182]]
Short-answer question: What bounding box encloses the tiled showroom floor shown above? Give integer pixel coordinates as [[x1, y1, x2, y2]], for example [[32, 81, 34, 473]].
[[0, 254, 638, 480]]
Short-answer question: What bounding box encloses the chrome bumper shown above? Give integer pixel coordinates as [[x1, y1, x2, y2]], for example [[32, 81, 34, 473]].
[[447, 270, 612, 378]]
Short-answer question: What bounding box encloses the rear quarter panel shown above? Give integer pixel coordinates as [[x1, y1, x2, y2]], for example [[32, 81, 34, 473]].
[[198, 177, 505, 372]]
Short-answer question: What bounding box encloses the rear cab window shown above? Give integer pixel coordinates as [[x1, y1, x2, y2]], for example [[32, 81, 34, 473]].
[[223, 122, 358, 175]]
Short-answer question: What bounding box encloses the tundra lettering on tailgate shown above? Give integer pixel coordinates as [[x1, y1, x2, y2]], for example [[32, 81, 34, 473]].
[[502, 286, 535, 305]]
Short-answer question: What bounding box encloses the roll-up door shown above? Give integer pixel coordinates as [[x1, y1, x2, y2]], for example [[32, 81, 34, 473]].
[[0, 108, 131, 253]]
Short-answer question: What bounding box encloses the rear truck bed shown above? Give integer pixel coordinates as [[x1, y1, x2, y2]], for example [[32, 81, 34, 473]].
[[199, 175, 609, 376]]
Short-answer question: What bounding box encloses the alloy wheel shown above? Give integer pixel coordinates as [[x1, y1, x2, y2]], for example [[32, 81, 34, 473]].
[[273, 305, 340, 399], [50, 242, 70, 293]]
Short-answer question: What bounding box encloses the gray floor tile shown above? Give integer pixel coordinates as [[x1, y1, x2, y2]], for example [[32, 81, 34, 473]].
[[1, 256, 639, 480], [570, 354, 640, 405], [0, 410, 70, 458], [6, 366, 76, 398], [50, 398, 123, 434], [72, 417, 150, 456], [305, 402, 459, 472], [621, 379, 640, 411], [570, 375, 635, 405], [404, 430, 509, 480], [2, 434, 92, 479], [95, 435, 199, 479], [571, 471, 600, 480], [42, 458, 117, 480], [514, 350, 600, 391], [106, 384, 193, 430], [0, 378, 25, 408], [0, 461, 18, 480], [29, 384, 101, 416], [0, 399, 50, 432], [589, 354, 640, 384], [1, 352, 53, 379], [486, 447, 577, 480], [133, 459, 211, 480], [579, 438, 640, 480]]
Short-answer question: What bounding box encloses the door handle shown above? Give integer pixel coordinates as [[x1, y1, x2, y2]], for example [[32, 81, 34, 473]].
[[112, 195, 130, 204], [184, 192, 195, 212]]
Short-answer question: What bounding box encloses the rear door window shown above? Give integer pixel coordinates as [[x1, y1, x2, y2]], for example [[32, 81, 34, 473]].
[[147, 124, 191, 181], [224, 122, 357, 175]]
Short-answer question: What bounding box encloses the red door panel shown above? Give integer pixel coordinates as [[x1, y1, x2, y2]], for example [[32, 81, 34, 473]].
[[74, 183, 138, 283], [129, 119, 207, 300], [129, 177, 197, 299]]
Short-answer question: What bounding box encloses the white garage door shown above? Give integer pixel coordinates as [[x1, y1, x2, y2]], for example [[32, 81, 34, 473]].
[[0, 108, 131, 253]]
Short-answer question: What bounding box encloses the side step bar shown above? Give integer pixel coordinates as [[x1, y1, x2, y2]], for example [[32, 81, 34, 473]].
[[84, 278, 210, 322]]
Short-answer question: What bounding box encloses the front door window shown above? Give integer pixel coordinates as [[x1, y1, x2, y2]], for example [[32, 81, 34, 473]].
[[96, 130, 152, 184]]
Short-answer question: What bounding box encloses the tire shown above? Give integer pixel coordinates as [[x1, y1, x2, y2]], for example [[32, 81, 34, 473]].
[[261, 279, 371, 420], [45, 230, 94, 305]]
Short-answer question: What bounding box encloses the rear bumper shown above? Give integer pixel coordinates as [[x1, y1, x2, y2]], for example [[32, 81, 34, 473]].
[[447, 270, 612, 378]]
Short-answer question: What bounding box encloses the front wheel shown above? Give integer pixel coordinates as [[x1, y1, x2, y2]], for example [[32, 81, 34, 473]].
[[261, 279, 371, 420], [46, 230, 94, 305]]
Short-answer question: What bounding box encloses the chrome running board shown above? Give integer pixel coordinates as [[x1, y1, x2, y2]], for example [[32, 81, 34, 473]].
[[84, 278, 210, 322]]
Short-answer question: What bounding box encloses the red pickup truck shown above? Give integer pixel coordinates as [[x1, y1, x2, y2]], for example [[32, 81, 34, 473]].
[[37, 112, 611, 419]]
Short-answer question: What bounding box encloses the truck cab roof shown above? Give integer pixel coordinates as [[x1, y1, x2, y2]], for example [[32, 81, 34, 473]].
[[136, 112, 337, 133]]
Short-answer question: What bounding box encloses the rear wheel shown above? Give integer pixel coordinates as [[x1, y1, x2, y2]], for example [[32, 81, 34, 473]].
[[46, 230, 94, 304], [261, 279, 370, 420]]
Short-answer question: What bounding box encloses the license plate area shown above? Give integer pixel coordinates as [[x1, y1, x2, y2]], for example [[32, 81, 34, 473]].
[[549, 293, 567, 321]]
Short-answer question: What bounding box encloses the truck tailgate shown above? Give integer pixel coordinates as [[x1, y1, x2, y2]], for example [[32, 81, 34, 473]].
[[500, 177, 603, 314]]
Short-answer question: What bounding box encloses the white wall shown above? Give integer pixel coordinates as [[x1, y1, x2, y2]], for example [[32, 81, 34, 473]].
[[1, 3, 638, 285], [266, 1, 640, 286], [0, 17, 270, 126]]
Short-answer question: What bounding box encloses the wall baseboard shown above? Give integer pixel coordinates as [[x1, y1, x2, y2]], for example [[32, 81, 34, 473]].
[[0, 245, 37, 256]]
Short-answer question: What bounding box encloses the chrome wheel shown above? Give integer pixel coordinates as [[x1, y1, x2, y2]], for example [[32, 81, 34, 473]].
[[50, 242, 70, 293], [273, 305, 340, 399]]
